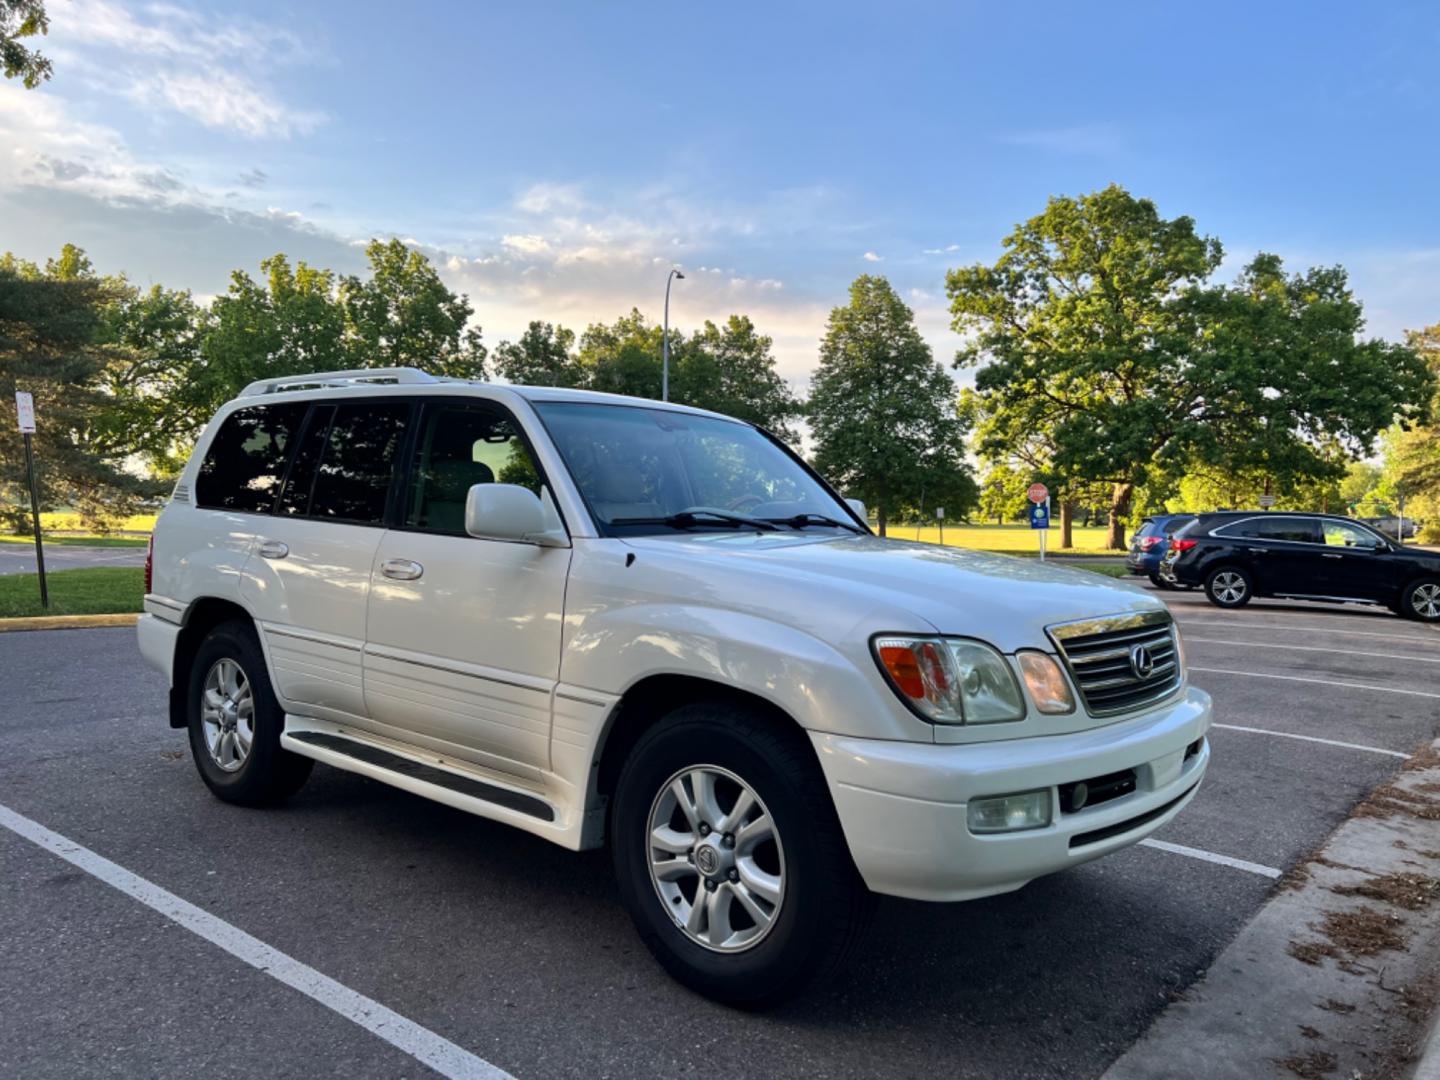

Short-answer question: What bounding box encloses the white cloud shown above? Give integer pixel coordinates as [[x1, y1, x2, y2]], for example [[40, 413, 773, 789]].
[[47, 0, 324, 139], [862, 251, 882, 262], [998, 123, 1125, 156], [500, 234, 554, 256], [922, 243, 962, 255]]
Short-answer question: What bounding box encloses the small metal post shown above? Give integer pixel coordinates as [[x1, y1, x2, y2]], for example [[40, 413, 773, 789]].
[[23, 431, 48, 609]]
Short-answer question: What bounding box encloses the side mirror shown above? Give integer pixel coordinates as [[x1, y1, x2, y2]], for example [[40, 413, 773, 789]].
[[465, 484, 569, 547], [845, 498, 868, 522]]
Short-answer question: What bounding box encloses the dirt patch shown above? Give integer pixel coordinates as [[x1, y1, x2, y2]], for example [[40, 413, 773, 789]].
[[1316, 998, 1355, 1013], [1402, 744, 1440, 773], [1331, 872, 1440, 911], [1290, 907, 1407, 967], [1353, 784, 1440, 822], [1297, 1024, 1322, 1039], [1276, 1049, 1337, 1077], [1415, 781, 1440, 795]]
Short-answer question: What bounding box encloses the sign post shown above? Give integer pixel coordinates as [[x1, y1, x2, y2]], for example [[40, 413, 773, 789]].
[[15, 392, 47, 610], [1028, 483, 1050, 561], [936, 506, 945, 547]]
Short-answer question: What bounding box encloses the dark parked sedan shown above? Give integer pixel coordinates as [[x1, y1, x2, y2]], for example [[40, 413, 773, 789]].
[[1125, 513, 1198, 588], [1160, 511, 1440, 621]]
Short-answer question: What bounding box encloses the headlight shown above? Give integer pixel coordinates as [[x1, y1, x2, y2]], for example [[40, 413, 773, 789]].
[[1016, 651, 1075, 714], [873, 636, 1026, 724]]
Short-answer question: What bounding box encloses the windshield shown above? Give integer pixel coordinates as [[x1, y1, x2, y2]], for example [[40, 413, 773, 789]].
[[532, 402, 857, 535]]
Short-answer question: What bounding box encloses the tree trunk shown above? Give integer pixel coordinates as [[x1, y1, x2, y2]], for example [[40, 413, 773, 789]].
[[1060, 500, 1074, 549], [877, 503, 887, 537], [1106, 482, 1133, 550]]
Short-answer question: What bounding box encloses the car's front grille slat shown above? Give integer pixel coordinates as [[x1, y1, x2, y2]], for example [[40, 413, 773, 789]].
[[1047, 612, 1182, 717]]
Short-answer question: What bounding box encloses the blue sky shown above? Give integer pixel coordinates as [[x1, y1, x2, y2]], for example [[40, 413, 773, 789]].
[[2, 0, 1438, 385]]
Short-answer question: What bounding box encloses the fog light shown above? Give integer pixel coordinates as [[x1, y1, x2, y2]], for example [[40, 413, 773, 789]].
[[967, 790, 1052, 833]]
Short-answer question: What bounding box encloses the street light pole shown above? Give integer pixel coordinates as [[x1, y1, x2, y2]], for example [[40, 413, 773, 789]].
[[663, 268, 684, 401]]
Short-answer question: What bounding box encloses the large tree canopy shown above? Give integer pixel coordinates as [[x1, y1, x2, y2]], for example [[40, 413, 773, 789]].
[[809, 275, 972, 535], [947, 185, 1433, 547], [1, 0, 50, 87]]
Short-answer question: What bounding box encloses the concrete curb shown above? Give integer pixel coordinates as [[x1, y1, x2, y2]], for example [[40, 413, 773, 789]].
[[0, 613, 139, 633], [1105, 738, 1440, 1080]]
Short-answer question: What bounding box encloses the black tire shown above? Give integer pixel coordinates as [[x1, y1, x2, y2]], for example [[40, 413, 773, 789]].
[[610, 701, 872, 1008], [1148, 573, 1174, 590], [1204, 565, 1253, 609], [1400, 578, 1440, 623], [185, 619, 312, 806]]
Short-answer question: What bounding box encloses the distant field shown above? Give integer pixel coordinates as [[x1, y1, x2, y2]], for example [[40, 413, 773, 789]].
[[38, 512, 158, 534], [0, 567, 145, 618], [886, 523, 1116, 553]]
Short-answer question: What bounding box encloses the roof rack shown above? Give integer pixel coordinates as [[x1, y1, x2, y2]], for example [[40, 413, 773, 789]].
[[239, 367, 441, 397]]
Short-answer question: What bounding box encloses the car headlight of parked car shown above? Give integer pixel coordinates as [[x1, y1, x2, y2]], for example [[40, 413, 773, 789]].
[[873, 636, 1029, 724]]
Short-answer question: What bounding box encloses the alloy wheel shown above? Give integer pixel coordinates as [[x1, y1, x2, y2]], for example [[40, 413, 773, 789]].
[[647, 765, 786, 953], [200, 657, 255, 773], [1212, 571, 1247, 605], [1412, 583, 1440, 619]]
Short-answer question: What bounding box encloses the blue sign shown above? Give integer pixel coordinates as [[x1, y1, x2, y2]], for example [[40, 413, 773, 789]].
[[1029, 502, 1050, 530]]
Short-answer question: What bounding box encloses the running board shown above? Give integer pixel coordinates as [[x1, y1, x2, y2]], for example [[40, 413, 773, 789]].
[[283, 729, 556, 822]]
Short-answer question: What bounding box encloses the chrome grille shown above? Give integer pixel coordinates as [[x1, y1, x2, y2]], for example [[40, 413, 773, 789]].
[[1047, 611, 1181, 717]]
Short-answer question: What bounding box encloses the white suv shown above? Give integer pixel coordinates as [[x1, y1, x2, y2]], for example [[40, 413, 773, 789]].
[[138, 367, 1211, 1005]]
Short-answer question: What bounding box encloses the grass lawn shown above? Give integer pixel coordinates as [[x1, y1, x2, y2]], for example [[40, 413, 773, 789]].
[[0, 567, 145, 618], [0, 534, 149, 547], [38, 511, 158, 533], [886, 523, 1118, 554]]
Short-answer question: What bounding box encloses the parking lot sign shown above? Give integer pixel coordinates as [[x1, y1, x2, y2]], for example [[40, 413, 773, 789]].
[[1030, 502, 1049, 529], [15, 391, 36, 433], [1028, 482, 1049, 504], [14, 391, 47, 609]]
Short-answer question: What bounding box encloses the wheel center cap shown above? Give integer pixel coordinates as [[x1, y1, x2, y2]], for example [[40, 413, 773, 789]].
[[695, 844, 721, 877]]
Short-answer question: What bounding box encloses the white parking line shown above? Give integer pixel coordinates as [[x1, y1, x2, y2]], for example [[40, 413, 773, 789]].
[[1176, 618, 1438, 645], [1210, 723, 1410, 759], [1138, 838, 1282, 879], [1189, 666, 1440, 699], [1185, 637, 1440, 664], [0, 803, 512, 1080]]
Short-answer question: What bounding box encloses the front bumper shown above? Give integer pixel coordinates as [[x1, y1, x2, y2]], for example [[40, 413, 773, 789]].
[[811, 687, 1211, 901]]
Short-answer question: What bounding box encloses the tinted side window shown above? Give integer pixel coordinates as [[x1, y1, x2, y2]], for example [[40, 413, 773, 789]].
[[1229, 516, 1321, 543], [276, 404, 335, 517], [195, 403, 308, 513], [1162, 516, 1195, 536], [308, 402, 410, 524], [1135, 520, 1160, 538], [405, 402, 544, 535]]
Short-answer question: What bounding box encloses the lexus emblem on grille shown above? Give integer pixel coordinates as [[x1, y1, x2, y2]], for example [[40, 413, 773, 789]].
[[1129, 643, 1155, 680]]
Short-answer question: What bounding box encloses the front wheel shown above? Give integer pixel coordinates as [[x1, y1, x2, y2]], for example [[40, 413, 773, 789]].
[[610, 701, 871, 1007], [1402, 579, 1440, 622], [1205, 566, 1253, 609]]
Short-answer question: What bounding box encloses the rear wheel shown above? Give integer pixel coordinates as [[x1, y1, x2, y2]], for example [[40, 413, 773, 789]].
[[1402, 579, 1440, 622], [1205, 566, 1253, 609], [186, 620, 312, 805], [1148, 573, 1174, 590], [610, 701, 871, 1008]]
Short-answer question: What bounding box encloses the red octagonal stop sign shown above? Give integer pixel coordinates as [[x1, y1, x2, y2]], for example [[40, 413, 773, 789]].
[[1027, 482, 1049, 505]]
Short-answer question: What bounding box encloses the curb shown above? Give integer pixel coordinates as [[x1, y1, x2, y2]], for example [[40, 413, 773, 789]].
[[0, 613, 139, 633], [1416, 1010, 1440, 1080]]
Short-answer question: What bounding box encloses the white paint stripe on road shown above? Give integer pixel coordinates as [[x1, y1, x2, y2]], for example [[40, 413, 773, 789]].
[[1190, 666, 1440, 699], [0, 802, 512, 1080], [1176, 618, 1439, 645], [1185, 637, 1440, 664], [1138, 838, 1282, 879], [1211, 723, 1410, 759]]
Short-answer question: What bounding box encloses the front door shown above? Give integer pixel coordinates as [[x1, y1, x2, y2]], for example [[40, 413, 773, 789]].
[[241, 399, 411, 722], [363, 398, 571, 780], [1316, 519, 1397, 601]]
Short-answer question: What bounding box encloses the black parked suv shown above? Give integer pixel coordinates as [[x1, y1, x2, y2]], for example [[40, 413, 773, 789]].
[[1159, 511, 1440, 622]]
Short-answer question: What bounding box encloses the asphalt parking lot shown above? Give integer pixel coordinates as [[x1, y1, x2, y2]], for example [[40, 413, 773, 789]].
[[2, 583, 1438, 1079]]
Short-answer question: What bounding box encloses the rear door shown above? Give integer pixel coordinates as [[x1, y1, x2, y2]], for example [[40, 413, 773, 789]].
[[362, 397, 571, 779], [1216, 515, 1323, 595], [240, 398, 411, 722]]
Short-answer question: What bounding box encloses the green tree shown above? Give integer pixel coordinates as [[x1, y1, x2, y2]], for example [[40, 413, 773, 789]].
[[948, 185, 1433, 548], [0, 246, 152, 532], [492, 321, 582, 387], [2, 0, 50, 87], [977, 463, 1028, 524], [1377, 323, 1440, 521], [338, 239, 486, 379], [1340, 460, 1383, 509], [808, 276, 971, 535]]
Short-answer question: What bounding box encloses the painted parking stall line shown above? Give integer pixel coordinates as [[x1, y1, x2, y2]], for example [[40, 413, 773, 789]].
[[1138, 838, 1282, 879], [1210, 723, 1410, 759], [1190, 666, 1440, 700], [0, 802, 513, 1080], [1185, 637, 1440, 665]]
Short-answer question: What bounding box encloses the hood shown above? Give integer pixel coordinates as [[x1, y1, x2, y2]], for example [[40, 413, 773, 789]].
[[620, 531, 1163, 653]]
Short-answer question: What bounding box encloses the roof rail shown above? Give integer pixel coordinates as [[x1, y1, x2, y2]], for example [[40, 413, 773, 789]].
[[238, 367, 440, 397]]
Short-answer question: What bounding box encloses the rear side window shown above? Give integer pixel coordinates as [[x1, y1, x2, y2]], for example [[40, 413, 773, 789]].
[[275, 404, 335, 517], [307, 402, 411, 524], [1162, 516, 1195, 536], [1222, 516, 1322, 543], [195, 404, 308, 513], [1134, 520, 1160, 538]]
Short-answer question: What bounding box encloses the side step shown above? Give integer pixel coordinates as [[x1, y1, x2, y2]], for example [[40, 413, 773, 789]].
[[285, 729, 556, 822]]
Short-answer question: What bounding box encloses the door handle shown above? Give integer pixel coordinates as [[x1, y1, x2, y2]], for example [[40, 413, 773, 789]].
[[1322, 553, 1343, 559], [381, 559, 424, 581], [257, 540, 289, 560], [1244, 547, 1268, 554]]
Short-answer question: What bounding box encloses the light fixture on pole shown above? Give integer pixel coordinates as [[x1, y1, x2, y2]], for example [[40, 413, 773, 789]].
[[663, 269, 684, 401]]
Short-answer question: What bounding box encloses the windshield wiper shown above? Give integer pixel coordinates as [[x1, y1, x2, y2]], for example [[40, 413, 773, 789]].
[[611, 508, 779, 531], [764, 513, 867, 535]]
